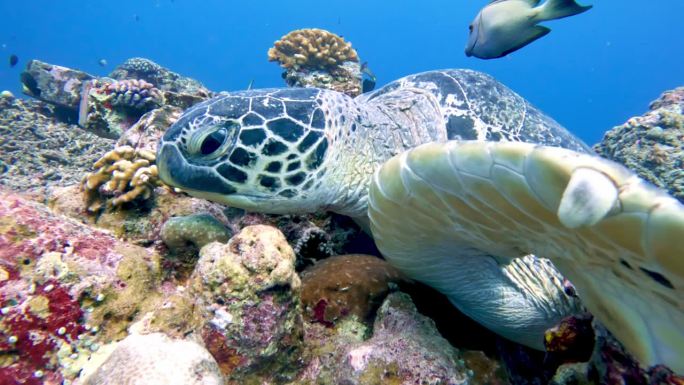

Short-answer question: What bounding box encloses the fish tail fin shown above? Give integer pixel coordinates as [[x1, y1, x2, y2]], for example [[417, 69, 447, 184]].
[[538, 0, 592, 21]]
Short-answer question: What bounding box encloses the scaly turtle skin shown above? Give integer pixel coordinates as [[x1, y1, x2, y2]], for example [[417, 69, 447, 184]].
[[156, 69, 683, 372]]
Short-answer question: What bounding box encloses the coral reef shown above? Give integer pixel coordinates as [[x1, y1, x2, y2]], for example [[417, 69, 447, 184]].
[[0, 97, 113, 200], [297, 292, 472, 384], [268, 28, 359, 71], [20, 59, 95, 110], [78, 78, 165, 139], [282, 61, 364, 98], [0, 191, 162, 384], [104, 79, 164, 111], [80, 333, 222, 385], [109, 57, 212, 102], [594, 87, 684, 203], [18, 58, 210, 140], [161, 213, 232, 252], [82, 146, 164, 213], [300, 254, 406, 326], [187, 225, 303, 383], [268, 29, 363, 97]]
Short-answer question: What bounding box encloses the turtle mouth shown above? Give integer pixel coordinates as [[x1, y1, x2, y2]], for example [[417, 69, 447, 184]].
[[157, 143, 237, 196]]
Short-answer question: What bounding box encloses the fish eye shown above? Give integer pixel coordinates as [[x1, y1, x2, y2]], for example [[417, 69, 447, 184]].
[[469, 24, 473, 32], [187, 121, 239, 160]]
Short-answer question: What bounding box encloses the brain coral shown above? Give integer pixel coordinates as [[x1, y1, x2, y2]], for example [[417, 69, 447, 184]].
[[268, 28, 359, 71], [81, 333, 222, 385], [300, 254, 406, 326]]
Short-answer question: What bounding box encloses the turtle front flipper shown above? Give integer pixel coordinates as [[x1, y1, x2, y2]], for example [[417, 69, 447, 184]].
[[368, 140, 684, 373]]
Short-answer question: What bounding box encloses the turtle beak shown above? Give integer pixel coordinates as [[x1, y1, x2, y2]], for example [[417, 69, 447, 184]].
[[156, 143, 236, 196]]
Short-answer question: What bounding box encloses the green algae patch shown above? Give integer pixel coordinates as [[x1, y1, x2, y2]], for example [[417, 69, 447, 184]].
[[358, 361, 403, 385], [145, 293, 202, 338]]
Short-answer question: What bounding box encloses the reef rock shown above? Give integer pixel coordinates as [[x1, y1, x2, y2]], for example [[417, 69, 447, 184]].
[[594, 87, 684, 203], [161, 213, 232, 256], [188, 225, 303, 383], [0, 190, 162, 385], [109, 57, 212, 105], [298, 292, 472, 385], [116, 105, 183, 153], [0, 97, 113, 200], [20, 59, 95, 110]]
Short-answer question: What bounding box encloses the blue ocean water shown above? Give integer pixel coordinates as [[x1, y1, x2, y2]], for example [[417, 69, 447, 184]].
[[0, 0, 682, 145]]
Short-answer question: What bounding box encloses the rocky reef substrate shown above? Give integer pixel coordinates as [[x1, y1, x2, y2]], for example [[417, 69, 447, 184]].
[[1, 56, 682, 385]]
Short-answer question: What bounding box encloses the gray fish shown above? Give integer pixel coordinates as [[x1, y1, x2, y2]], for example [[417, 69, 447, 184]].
[[465, 0, 592, 59]]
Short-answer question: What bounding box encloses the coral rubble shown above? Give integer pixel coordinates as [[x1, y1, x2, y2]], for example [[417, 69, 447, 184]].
[[0, 97, 113, 200], [268, 28, 364, 97]]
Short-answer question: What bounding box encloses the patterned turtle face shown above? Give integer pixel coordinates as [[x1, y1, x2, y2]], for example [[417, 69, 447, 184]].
[[157, 88, 333, 213]]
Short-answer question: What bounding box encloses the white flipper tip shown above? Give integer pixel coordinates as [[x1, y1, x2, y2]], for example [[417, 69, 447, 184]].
[[557, 167, 618, 228]]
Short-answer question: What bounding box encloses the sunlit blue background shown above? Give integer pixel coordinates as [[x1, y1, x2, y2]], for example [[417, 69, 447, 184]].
[[1, 0, 682, 144]]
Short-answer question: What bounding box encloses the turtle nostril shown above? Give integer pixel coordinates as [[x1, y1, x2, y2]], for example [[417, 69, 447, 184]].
[[200, 128, 227, 155]]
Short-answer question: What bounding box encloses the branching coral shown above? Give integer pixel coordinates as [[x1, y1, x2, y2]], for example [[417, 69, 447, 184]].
[[268, 28, 359, 71], [82, 146, 164, 212]]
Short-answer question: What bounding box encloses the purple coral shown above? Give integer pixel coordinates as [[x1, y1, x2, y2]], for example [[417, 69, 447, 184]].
[[104, 79, 163, 111]]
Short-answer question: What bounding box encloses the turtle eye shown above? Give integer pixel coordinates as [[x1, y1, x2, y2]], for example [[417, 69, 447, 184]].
[[187, 121, 239, 160], [201, 128, 227, 155]]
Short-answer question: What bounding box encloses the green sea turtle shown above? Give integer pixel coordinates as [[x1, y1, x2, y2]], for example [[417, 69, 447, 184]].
[[156, 69, 683, 372]]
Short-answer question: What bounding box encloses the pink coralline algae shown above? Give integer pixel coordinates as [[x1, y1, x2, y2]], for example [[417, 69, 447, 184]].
[[0, 190, 161, 384]]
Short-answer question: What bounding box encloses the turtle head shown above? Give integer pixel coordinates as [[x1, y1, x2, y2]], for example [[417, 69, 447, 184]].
[[157, 88, 335, 214]]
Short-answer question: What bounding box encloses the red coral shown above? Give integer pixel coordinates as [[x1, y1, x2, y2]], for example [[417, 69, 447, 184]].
[[0, 281, 84, 370]]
